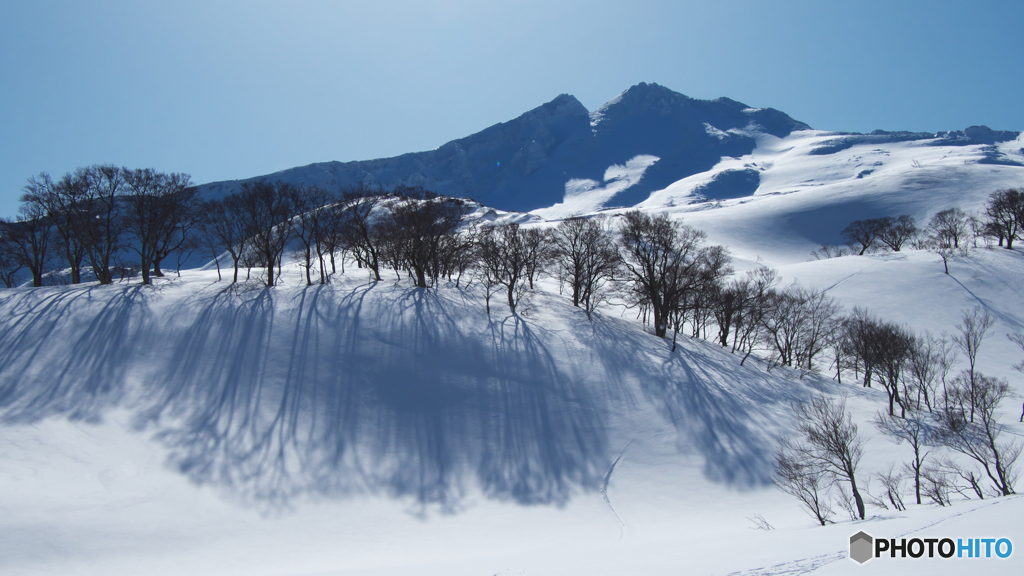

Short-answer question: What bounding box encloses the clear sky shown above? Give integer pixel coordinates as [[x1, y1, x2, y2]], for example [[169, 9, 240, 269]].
[[2, 0, 1021, 217]]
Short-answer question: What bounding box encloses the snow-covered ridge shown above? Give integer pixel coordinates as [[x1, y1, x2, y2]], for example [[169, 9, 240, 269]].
[[196, 82, 812, 214]]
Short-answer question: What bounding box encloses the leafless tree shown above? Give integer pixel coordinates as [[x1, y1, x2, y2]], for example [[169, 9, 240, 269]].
[[936, 373, 1020, 496], [877, 215, 918, 252], [22, 171, 90, 284], [791, 395, 867, 519], [841, 218, 885, 255], [872, 321, 915, 417], [122, 168, 199, 284], [759, 286, 841, 371], [874, 411, 934, 504], [476, 222, 530, 313], [435, 228, 476, 287], [810, 244, 850, 260], [774, 436, 835, 526], [732, 267, 778, 365], [984, 188, 1023, 248], [0, 203, 52, 287], [201, 198, 250, 283], [385, 193, 467, 288], [905, 331, 954, 412], [77, 165, 128, 284], [920, 465, 952, 506], [932, 457, 987, 500], [234, 180, 294, 287], [552, 216, 620, 317], [339, 186, 387, 281], [287, 184, 337, 285], [873, 464, 907, 511], [1010, 334, 1024, 422], [617, 210, 715, 338], [928, 208, 970, 250], [712, 277, 750, 348], [953, 306, 995, 422]]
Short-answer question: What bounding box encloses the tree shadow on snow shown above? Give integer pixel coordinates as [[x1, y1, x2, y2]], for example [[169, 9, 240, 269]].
[[134, 284, 609, 512], [0, 285, 150, 423], [586, 316, 819, 490]]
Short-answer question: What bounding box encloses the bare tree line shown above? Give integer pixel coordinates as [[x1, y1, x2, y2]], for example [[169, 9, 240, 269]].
[[775, 305, 1021, 526], [0, 165, 200, 287], [812, 188, 1024, 273]]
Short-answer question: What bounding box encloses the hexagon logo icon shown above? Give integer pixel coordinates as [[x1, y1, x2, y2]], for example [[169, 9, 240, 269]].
[[850, 531, 873, 564]]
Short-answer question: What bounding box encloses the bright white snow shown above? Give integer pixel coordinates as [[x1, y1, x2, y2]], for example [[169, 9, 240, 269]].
[[3, 126, 1024, 574]]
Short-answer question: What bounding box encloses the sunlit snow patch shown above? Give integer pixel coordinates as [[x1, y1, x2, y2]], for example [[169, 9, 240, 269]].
[[532, 155, 659, 219]]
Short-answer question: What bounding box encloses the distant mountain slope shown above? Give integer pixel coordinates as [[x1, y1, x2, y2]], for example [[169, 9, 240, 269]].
[[197, 83, 811, 212], [632, 128, 1024, 264]]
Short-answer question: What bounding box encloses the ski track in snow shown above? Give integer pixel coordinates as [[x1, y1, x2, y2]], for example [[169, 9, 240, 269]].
[[601, 440, 632, 544], [819, 260, 882, 294]]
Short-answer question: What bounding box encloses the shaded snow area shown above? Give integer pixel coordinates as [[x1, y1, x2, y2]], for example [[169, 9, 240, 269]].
[[3, 239, 1024, 574], [632, 130, 1024, 264], [532, 155, 659, 219]]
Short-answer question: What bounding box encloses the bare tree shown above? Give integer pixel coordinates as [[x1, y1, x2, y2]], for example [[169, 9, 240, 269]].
[[774, 437, 835, 526], [871, 321, 915, 417], [287, 185, 336, 285], [984, 188, 1023, 248], [810, 244, 850, 260], [235, 180, 294, 287], [552, 216, 620, 316], [874, 411, 934, 505], [873, 464, 907, 511], [617, 210, 712, 338], [0, 204, 52, 287], [1010, 334, 1024, 422], [928, 208, 970, 250], [385, 193, 467, 288], [434, 227, 476, 287], [22, 171, 90, 284], [953, 306, 995, 422], [339, 186, 386, 281], [122, 168, 198, 284], [78, 165, 128, 285], [841, 219, 885, 255], [791, 395, 867, 519], [732, 267, 778, 365], [476, 222, 530, 313], [202, 198, 250, 283], [936, 373, 1020, 496], [712, 277, 750, 348], [0, 235, 21, 287], [905, 332, 951, 412], [920, 465, 952, 506], [520, 226, 553, 291], [759, 286, 841, 371], [877, 215, 918, 252]]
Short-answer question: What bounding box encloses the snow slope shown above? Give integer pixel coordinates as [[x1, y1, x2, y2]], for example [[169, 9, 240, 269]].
[[4, 83, 1024, 575], [617, 129, 1024, 265], [2, 239, 1024, 574]]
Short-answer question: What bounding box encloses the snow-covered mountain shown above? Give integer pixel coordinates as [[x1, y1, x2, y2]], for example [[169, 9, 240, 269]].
[[197, 82, 1021, 221], [4, 83, 1024, 576], [197, 82, 812, 211]]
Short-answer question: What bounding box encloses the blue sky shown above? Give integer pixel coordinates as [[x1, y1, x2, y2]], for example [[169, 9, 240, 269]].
[[1, 0, 1021, 216]]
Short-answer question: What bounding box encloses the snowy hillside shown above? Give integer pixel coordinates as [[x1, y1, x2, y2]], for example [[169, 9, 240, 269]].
[[2, 239, 1024, 574], [3, 82, 1024, 575], [627, 128, 1024, 265]]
